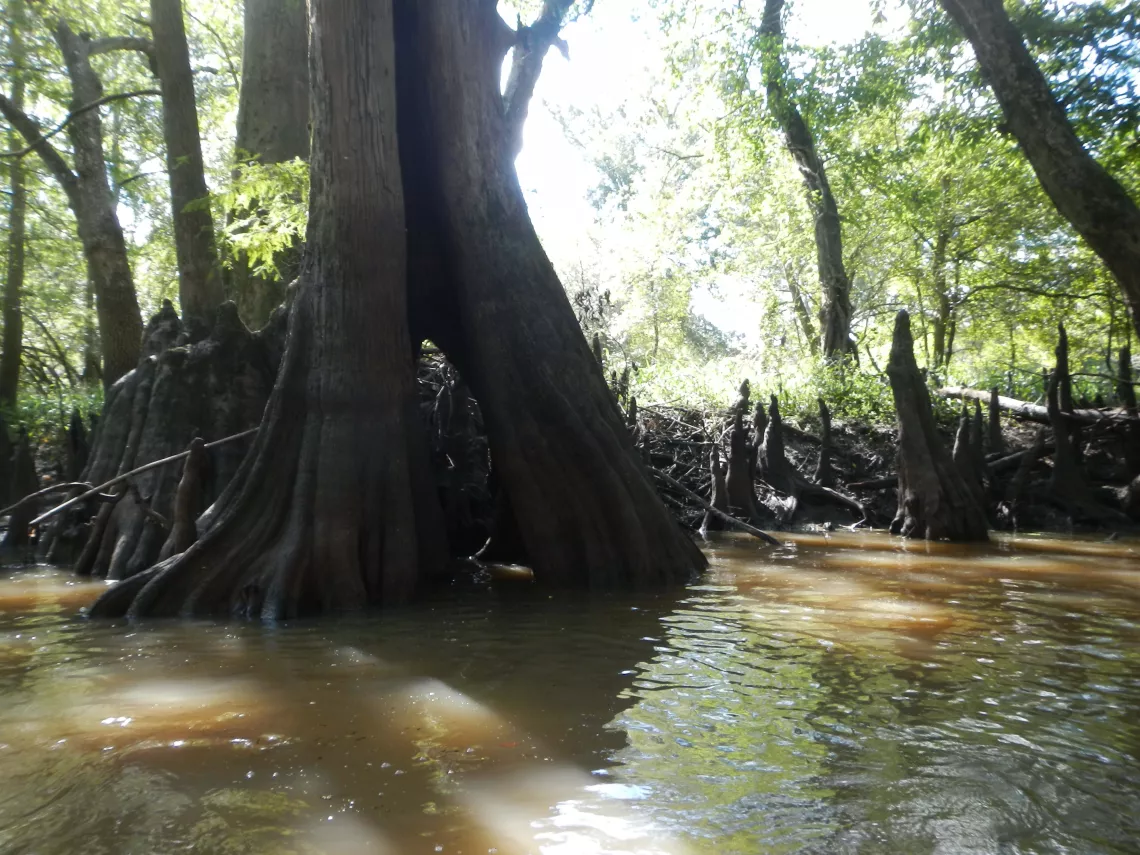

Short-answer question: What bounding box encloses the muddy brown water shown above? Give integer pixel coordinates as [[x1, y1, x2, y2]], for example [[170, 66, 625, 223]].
[[1, 531, 1139, 854]]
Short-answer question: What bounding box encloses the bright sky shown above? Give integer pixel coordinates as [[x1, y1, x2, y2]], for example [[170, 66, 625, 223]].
[[513, 0, 892, 336]]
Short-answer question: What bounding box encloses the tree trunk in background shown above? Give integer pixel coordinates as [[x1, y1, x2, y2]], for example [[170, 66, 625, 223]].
[[930, 228, 951, 373], [54, 23, 144, 387], [0, 0, 27, 411], [150, 0, 225, 322], [888, 310, 989, 542], [940, 0, 1140, 340], [231, 0, 310, 328], [760, 0, 854, 359], [91, 0, 446, 617], [398, 0, 706, 589]]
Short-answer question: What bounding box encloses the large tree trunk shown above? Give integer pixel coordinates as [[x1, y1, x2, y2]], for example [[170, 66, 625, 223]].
[[760, 0, 854, 359], [90, 0, 447, 618], [150, 0, 225, 321], [397, 0, 705, 589], [940, 0, 1140, 339], [90, 0, 705, 619], [230, 0, 310, 328], [71, 302, 279, 579], [888, 310, 989, 541], [0, 0, 27, 410]]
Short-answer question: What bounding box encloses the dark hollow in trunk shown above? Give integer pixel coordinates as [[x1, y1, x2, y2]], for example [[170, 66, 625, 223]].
[[887, 310, 989, 542]]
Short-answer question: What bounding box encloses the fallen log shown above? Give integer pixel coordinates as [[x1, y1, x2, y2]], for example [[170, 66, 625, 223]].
[[939, 387, 1137, 426]]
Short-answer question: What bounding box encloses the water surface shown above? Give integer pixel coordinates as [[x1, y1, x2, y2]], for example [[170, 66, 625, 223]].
[[2, 531, 1139, 854]]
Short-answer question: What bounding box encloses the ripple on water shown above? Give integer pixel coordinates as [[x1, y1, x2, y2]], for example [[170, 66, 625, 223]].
[[1, 532, 1140, 853]]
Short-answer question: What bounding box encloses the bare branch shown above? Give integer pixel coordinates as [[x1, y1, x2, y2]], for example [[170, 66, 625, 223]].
[[0, 92, 78, 201], [88, 36, 154, 58], [0, 89, 161, 161]]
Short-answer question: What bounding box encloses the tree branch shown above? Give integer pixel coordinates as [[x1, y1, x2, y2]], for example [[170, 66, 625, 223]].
[[502, 0, 575, 159], [0, 89, 160, 161], [88, 36, 154, 59], [0, 92, 78, 201]]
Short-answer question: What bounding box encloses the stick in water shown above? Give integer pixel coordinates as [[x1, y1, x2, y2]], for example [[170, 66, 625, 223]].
[[29, 427, 259, 528], [650, 467, 781, 546]]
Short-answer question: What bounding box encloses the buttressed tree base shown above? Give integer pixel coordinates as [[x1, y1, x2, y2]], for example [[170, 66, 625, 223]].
[[89, 0, 706, 620]]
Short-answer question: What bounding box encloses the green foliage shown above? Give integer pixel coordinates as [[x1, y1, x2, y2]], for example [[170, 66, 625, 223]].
[[15, 384, 101, 461], [543, 0, 1140, 424], [219, 155, 309, 280]]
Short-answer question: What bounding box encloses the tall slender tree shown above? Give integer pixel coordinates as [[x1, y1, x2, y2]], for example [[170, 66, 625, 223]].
[[0, 0, 28, 409], [760, 0, 854, 359], [0, 21, 149, 388], [939, 0, 1140, 340], [150, 0, 225, 322]]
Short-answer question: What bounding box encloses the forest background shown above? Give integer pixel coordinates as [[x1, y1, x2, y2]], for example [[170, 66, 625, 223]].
[[1, 0, 1137, 450]]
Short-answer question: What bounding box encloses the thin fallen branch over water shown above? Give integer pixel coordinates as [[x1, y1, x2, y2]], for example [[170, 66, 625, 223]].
[[30, 427, 259, 528], [0, 482, 92, 518], [650, 467, 781, 546]]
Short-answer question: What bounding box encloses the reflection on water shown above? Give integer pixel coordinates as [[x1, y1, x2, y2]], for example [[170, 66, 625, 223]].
[[1, 532, 1140, 854]]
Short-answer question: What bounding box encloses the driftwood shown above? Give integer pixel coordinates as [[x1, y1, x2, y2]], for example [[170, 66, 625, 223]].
[[939, 386, 1137, 426], [651, 466, 780, 545], [31, 427, 258, 528]]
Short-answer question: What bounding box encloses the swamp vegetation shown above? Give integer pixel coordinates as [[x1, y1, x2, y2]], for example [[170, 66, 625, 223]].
[[0, 0, 1139, 850]]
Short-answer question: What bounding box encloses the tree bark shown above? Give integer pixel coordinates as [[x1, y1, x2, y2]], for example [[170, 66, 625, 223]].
[[89, 0, 706, 619], [760, 0, 854, 359], [231, 0, 310, 328], [940, 0, 1140, 339], [396, 0, 706, 589], [91, 0, 446, 617], [887, 310, 988, 541], [150, 0, 225, 321], [987, 386, 1003, 454], [0, 0, 27, 410], [930, 228, 952, 373]]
